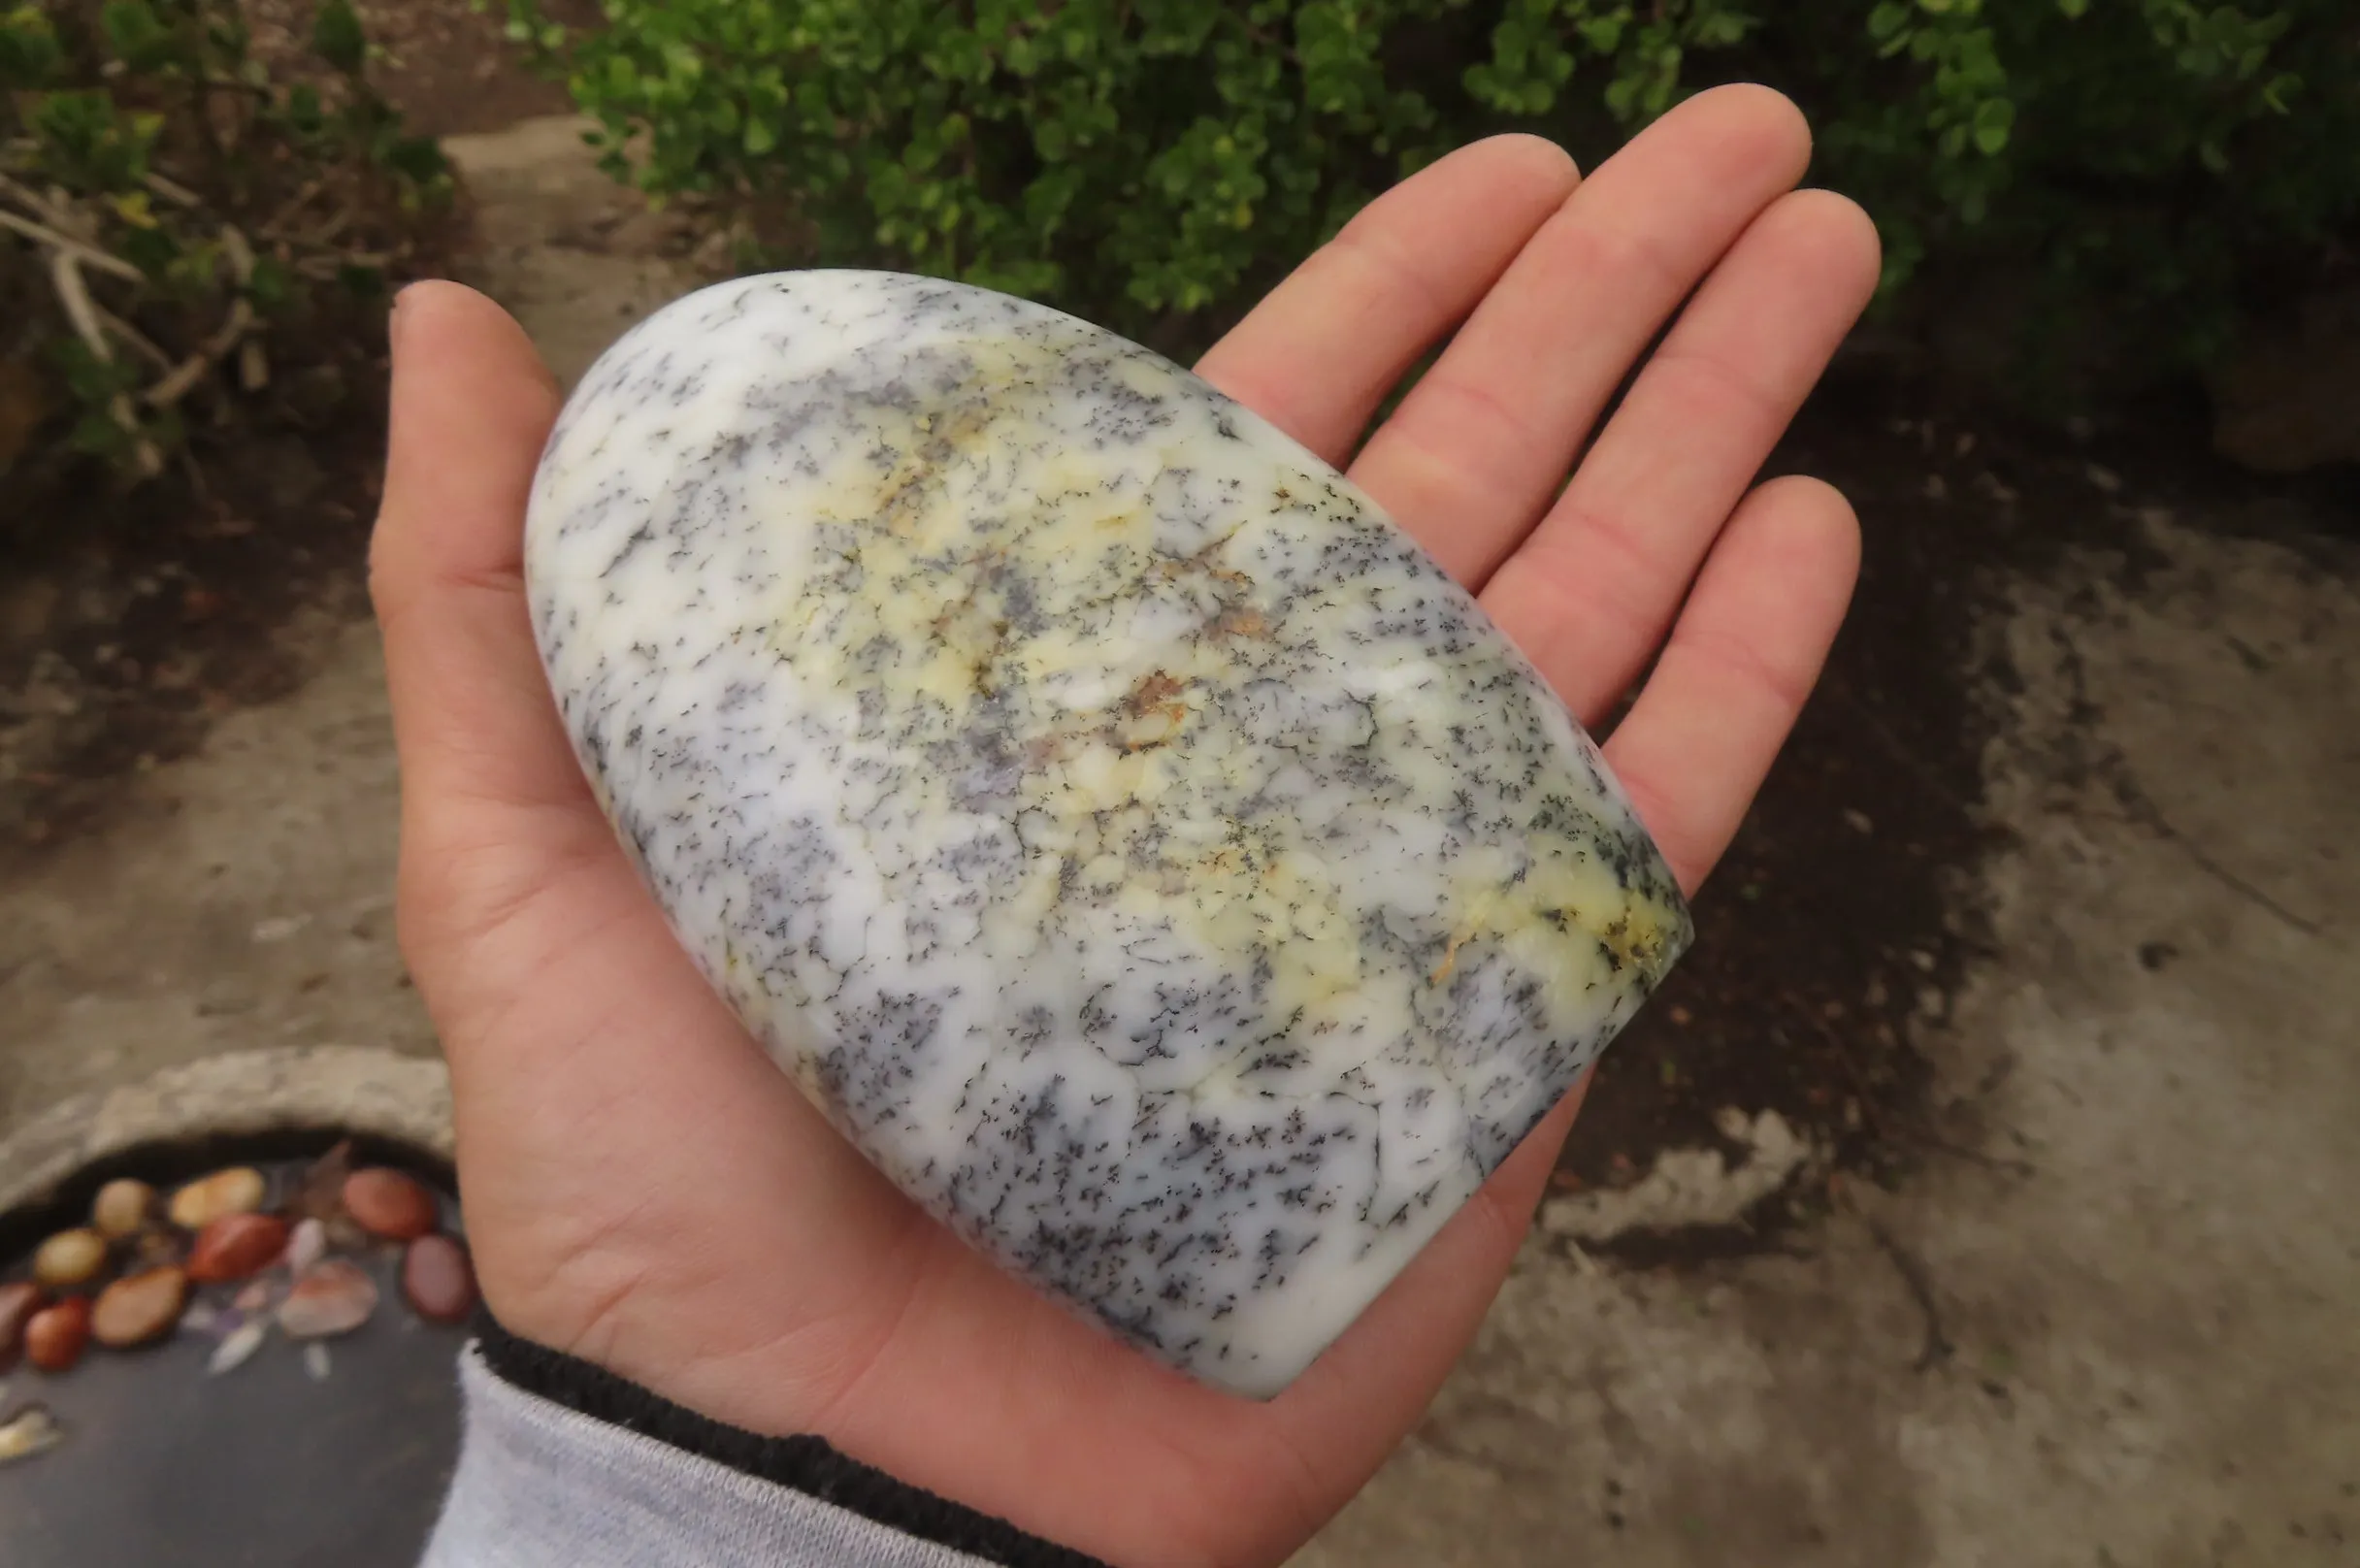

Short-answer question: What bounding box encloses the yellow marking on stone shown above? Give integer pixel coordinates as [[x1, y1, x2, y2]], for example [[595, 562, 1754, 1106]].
[[1428, 931, 1467, 987], [764, 324, 1678, 1059]]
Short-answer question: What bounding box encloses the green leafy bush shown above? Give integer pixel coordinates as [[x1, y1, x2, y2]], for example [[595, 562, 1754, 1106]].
[[0, 0, 450, 487], [515, 0, 2357, 391]]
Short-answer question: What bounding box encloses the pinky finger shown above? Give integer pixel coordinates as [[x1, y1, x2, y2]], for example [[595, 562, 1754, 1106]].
[[1600, 474, 1860, 894]]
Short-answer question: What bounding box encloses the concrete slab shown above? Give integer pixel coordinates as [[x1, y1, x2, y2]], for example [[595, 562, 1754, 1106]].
[[1292, 509, 2360, 1566], [0, 618, 427, 1145]]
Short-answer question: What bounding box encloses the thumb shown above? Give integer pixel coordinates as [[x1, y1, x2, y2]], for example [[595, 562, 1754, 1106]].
[[370, 281, 577, 821]]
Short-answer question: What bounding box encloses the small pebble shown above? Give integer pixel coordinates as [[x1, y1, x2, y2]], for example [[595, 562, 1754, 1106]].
[[187, 1213, 289, 1284], [343, 1168, 439, 1241], [0, 1283, 46, 1371], [402, 1235, 478, 1323], [90, 1179, 156, 1238], [206, 1319, 268, 1378], [25, 1299, 92, 1372], [232, 1280, 273, 1316], [168, 1167, 267, 1230], [92, 1266, 188, 1348], [279, 1260, 378, 1339], [32, 1229, 107, 1290], [303, 1343, 332, 1382], [0, 1404, 62, 1465], [284, 1217, 327, 1276]]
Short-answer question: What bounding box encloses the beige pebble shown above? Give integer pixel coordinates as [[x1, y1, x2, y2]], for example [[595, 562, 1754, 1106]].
[[32, 1229, 107, 1290], [168, 1167, 266, 1230], [90, 1179, 156, 1238]]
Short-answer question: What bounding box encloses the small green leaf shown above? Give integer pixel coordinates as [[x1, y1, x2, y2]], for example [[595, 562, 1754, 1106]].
[[1577, 16, 1625, 53], [0, 7, 65, 89], [246, 255, 295, 310], [311, 0, 367, 74], [1972, 96, 2013, 155], [100, 1, 175, 71], [286, 82, 323, 133], [384, 135, 449, 182]]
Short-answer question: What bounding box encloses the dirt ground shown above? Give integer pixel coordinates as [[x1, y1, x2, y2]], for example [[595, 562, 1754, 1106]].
[[2, 34, 2356, 1567]]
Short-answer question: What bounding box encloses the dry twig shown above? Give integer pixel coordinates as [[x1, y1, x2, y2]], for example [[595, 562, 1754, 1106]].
[[48, 248, 112, 360], [0, 209, 144, 281], [92, 303, 174, 371], [142, 172, 203, 208], [48, 249, 163, 475], [145, 224, 260, 407]]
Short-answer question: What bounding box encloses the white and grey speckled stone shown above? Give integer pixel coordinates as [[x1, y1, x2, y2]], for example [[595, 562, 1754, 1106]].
[[526, 271, 1692, 1397]]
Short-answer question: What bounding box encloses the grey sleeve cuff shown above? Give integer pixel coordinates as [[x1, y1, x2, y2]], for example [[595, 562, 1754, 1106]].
[[422, 1345, 1021, 1568]]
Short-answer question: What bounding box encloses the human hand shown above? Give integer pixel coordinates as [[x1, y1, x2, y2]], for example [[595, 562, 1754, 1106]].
[[371, 82, 1876, 1568]]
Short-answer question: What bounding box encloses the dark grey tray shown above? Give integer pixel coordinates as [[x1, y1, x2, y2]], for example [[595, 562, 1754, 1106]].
[[0, 1138, 468, 1567]]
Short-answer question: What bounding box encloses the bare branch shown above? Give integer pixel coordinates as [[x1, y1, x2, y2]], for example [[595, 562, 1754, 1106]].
[[50, 249, 163, 475], [0, 209, 146, 281], [258, 178, 327, 242], [220, 223, 257, 284], [146, 298, 255, 408], [93, 304, 175, 371], [49, 249, 114, 363], [143, 172, 203, 208], [0, 172, 74, 227]]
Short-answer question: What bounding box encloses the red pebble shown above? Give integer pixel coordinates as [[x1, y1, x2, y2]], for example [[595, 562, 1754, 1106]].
[[342, 1167, 439, 1241], [26, 1296, 92, 1372], [187, 1212, 291, 1283], [0, 1281, 48, 1372], [401, 1234, 478, 1323]]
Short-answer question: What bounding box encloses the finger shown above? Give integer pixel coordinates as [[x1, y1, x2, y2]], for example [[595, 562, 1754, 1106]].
[[1350, 83, 1812, 585], [1601, 475, 1859, 893], [1196, 133, 1579, 467], [1483, 189, 1880, 723], [369, 281, 576, 817]]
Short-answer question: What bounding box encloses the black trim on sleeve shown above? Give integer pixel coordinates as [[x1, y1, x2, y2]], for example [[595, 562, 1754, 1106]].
[[474, 1314, 1115, 1568]]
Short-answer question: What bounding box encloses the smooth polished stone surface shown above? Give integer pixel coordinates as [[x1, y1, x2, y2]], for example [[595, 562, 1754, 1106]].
[[528, 271, 1692, 1396]]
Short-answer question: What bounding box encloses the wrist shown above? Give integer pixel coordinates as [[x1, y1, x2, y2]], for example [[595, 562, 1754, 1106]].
[[455, 1311, 1114, 1568]]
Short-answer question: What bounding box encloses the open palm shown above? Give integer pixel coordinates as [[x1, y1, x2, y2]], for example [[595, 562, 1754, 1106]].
[[371, 85, 1876, 1568]]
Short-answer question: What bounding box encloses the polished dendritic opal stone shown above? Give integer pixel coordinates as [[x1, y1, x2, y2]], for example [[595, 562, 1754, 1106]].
[[526, 271, 1692, 1397]]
